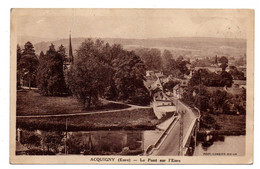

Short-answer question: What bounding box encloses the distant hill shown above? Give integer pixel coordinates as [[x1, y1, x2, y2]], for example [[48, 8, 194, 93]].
[[28, 37, 246, 58]]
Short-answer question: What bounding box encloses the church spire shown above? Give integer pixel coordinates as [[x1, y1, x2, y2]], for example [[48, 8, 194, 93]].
[[215, 55, 218, 65], [69, 33, 74, 64]]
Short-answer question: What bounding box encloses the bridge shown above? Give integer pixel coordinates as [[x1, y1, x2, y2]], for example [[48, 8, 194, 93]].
[[146, 97, 200, 156]]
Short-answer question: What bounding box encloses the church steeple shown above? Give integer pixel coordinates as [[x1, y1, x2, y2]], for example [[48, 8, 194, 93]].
[[69, 33, 74, 64], [215, 55, 218, 65]]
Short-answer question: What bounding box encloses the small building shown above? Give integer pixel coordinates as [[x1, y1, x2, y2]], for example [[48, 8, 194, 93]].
[[172, 84, 184, 99], [158, 75, 170, 85], [171, 77, 188, 87], [153, 91, 173, 107], [143, 78, 157, 91], [144, 71, 173, 91], [150, 79, 163, 91], [154, 71, 164, 78], [146, 70, 155, 77]]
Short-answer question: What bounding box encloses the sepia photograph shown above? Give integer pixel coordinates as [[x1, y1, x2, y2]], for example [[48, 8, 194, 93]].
[[10, 8, 254, 164]]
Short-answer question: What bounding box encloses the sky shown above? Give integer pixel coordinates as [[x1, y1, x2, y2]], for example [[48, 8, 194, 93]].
[[12, 9, 248, 43]]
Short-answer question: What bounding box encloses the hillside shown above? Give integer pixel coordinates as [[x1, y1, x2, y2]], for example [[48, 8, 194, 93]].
[[28, 37, 246, 58]]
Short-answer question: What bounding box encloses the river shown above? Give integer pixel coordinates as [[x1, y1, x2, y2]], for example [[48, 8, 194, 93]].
[[16, 129, 163, 155], [16, 128, 245, 156]]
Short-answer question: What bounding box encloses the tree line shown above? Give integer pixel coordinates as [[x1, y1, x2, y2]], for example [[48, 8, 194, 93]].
[[181, 67, 246, 116], [17, 39, 151, 109], [134, 48, 190, 79]]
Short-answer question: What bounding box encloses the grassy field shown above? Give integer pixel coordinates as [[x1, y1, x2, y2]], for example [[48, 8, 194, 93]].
[[16, 89, 171, 131], [17, 90, 130, 116]]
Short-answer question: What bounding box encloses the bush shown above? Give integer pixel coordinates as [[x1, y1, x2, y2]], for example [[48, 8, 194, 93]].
[[200, 114, 220, 130]]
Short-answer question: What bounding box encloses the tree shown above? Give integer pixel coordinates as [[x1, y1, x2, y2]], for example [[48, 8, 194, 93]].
[[193, 85, 211, 112], [20, 130, 41, 149], [163, 57, 178, 76], [66, 39, 110, 109], [37, 44, 67, 95], [113, 51, 151, 105], [135, 48, 163, 71], [220, 71, 233, 87], [102, 44, 122, 100], [181, 84, 211, 112], [163, 80, 180, 92], [66, 133, 94, 154], [189, 69, 232, 87], [19, 42, 39, 89], [162, 50, 173, 69], [219, 56, 228, 64], [41, 131, 63, 153], [57, 44, 67, 62], [17, 44, 22, 89], [229, 66, 246, 80], [176, 56, 190, 78], [208, 90, 228, 114], [189, 69, 211, 87], [37, 51, 48, 94], [220, 63, 228, 71], [191, 57, 213, 67], [39, 51, 45, 60], [66, 39, 151, 107], [219, 56, 228, 71]]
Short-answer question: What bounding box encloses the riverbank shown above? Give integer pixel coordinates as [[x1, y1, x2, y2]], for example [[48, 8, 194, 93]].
[[199, 114, 246, 136]]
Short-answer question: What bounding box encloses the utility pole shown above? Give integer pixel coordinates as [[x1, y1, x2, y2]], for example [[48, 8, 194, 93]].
[[178, 85, 183, 156], [65, 118, 68, 155], [178, 110, 184, 156], [199, 69, 202, 112]]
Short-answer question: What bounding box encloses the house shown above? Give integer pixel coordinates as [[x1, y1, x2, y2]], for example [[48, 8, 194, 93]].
[[158, 75, 170, 85], [154, 71, 164, 78], [172, 84, 184, 99], [150, 78, 163, 91], [144, 71, 173, 91], [143, 79, 156, 91], [171, 77, 188, 87], [153, 91, 173, 107], [146, 70, 155, 77]]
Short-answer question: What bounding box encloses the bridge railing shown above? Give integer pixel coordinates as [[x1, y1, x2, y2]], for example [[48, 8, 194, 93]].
[[145, 116, 178, 155], [146, 97, 201, 156], [170, 97, 200, 118]]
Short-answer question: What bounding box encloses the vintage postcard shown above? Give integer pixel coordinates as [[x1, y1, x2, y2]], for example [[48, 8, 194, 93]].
[[10, 9, 254, 164]]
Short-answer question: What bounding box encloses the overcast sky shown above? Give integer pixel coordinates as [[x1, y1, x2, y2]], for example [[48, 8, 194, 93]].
[[13, 9, 247, 41]]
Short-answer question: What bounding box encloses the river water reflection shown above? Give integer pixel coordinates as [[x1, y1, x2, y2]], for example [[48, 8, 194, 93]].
[[16, 128, 245, 156], [65, 130, 163, 155], [16, 129, 163, 155]]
